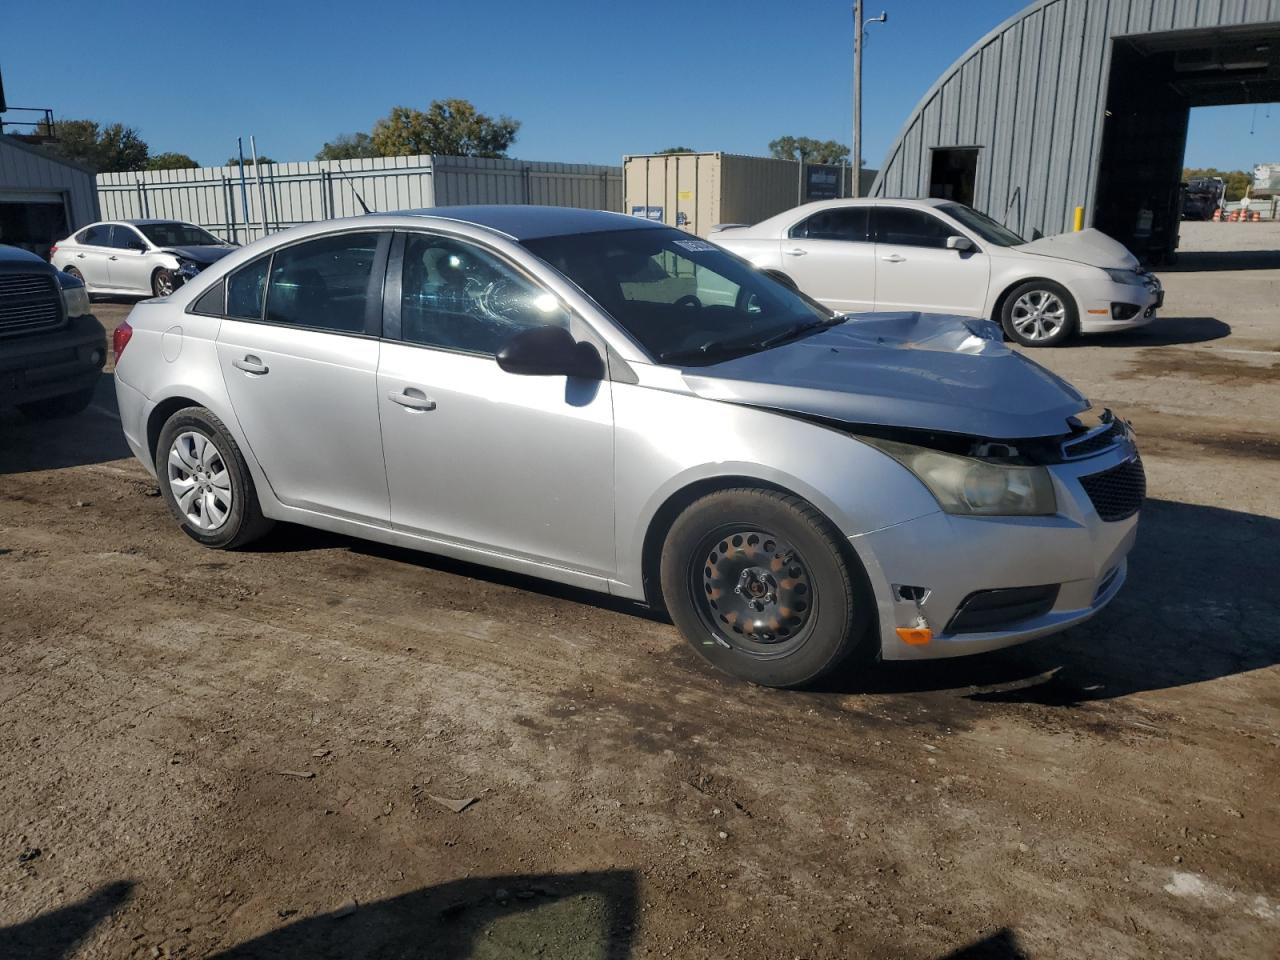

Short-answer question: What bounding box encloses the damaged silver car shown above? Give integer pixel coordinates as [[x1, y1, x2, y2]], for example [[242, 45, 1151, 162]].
[[112, 207, 1142, 688]]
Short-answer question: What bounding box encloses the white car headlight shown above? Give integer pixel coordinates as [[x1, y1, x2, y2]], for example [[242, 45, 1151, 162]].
[[178, 259, 202, 277], [57, 271, 92, 318], [1102, 267, 1144, 286], [862, 437, 1057, 516]]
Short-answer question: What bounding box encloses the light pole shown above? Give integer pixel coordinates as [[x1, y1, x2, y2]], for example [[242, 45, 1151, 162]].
[[852, 3, 888, 197]]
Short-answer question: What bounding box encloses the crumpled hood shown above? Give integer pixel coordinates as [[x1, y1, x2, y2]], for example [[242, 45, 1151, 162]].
[[159, 245, 236, 266], [1013, 228, 1139, 269], [681, 313, 1089, 439]]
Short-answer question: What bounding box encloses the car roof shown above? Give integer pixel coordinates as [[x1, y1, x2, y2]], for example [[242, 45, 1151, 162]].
[[395, 205, 663, 240]]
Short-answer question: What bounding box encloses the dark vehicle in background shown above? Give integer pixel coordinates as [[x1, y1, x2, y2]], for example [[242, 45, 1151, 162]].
[[0, 244, 106, 419], [1181, 177, 1225, 221]]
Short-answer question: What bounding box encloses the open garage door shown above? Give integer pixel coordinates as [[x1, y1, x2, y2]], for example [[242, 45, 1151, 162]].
[[1094, 24, 1280, 265], [0, 191, 70, 260]]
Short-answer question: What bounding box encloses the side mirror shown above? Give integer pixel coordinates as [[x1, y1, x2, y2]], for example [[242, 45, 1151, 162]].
[[946, 235, 974, 252], [496, 325, 604, 380]]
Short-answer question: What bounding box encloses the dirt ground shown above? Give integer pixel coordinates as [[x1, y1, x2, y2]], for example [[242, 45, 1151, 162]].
[[2, 221, 1277, 959]]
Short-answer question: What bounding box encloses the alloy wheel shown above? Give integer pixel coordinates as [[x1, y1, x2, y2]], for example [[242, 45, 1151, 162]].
[[167, 430, 232, 531], [1010, 289, 1066, 341], [155, 272, 176, 297]]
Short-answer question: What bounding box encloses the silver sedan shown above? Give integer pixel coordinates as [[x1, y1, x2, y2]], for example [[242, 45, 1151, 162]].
[[112, 207, 1142, 687], [52, 219, 236, 298]]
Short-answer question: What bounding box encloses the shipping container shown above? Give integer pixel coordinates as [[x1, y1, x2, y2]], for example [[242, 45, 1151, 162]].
[[97, 154, 623, 245], [1253, 163, 1280, 199], [623, 152, 876, 237]]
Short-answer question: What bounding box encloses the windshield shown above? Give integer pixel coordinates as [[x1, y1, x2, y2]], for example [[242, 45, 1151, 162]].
[[137, 222, 225, 247], [938, 204, 1025, 247], [522, 227, 832, 365]]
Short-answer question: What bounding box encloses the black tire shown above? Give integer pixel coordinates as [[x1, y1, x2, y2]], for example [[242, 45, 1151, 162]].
[[999, 279, 1078, 347], [17, 387, 95, 420], [63, 266, 93, 302], [659, 488, 875, 688], [152, 268, 177, 298], [155, 406, 273, 549]]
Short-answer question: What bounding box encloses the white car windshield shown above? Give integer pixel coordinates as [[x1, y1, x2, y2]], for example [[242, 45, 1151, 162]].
[[939, 204, 1025, 247], [523, 227, 835, 366], [137, 223, 225, 247]]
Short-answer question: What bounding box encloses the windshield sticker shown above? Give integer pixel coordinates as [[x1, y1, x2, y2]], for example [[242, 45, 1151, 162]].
[[673, 239, 717, 253]]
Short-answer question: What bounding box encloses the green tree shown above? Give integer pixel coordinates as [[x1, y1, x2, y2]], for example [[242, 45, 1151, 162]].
[[44, 118, 149, 172], [1183, 167, 1253, 202], [316, 132, 378, 160], [655, 146, 696, 154], [146, 152, 199, 170], [370, 99, 519, 158], [227, 155, 275, 166], [768, 136, 850, 166]]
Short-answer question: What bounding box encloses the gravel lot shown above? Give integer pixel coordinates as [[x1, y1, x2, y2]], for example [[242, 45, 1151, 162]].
[[2, 221, 1277, 959]]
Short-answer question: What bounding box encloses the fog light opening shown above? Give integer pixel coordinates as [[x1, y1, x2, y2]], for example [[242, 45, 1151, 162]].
[[1110, 303, 1141, 321], [894, 584, 931, 604]]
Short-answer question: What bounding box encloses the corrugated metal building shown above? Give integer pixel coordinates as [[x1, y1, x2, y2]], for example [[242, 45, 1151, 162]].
[[0, 134, 99, 259], [872, 0, 1280, 261], [98, 154, 623, 245]]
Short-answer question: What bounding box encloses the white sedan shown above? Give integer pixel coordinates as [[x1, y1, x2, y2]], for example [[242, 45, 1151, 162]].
[[51, 219, 237, 299], [712, 198, 1162, 347]]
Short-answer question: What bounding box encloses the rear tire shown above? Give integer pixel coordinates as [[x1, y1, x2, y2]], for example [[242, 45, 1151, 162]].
[[659, 488, 875, 688], [62, 266, 93, 302], [156, 406, 273, 549], [17, 387, 95, 420]]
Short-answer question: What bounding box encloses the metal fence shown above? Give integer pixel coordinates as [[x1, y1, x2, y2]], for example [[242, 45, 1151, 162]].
[[96, 154, 624, 244]]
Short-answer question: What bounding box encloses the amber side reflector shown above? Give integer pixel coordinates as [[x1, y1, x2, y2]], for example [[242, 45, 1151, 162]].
[[1087, 308, 1110, 315], [896, 626, 933, 646]]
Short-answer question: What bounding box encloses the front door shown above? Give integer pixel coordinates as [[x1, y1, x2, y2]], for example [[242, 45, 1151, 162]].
[[779, 205, 876, 313], [871, 206, 990, 316], [377, 230, 615, 577], [215, 231, 392, 522], [107, 224, 153, 294]]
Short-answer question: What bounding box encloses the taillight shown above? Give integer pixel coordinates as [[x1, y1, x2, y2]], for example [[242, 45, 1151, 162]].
[[49, 244, 58, 260], [112, 320, 133, 361]]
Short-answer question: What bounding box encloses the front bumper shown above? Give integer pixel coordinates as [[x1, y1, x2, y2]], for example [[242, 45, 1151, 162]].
[[1077, 273, 1162, 333], [850, 443, 1141, 661], [0, 313, 107, 407]]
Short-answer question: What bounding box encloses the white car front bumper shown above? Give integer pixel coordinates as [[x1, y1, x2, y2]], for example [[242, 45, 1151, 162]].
[[1075, 272, 1163, 333]]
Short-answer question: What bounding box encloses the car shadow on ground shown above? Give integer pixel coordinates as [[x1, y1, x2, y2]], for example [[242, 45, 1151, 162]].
[[833, 497, 1279, 706], [0, 373, 128, 475], [1081, 315, 1230, 347], [1163, 248, 1280, 272], [0, 880, 133, 960]]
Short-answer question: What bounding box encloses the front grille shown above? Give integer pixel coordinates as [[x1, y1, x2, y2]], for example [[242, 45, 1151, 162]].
[[1062, 420, 1123, 459], [946, 584, 1060, 634], [1079, 457, 1146, 522], [0, 272, 62, 338]]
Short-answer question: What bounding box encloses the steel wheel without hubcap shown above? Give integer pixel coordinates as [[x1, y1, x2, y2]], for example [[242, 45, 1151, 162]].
[[1010, 289, 1066, 342], [167, 431, 232, 531], [693, 527, 816, 657]]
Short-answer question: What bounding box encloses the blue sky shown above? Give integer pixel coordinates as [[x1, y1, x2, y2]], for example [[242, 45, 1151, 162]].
[[2, 0, 1275, 170]]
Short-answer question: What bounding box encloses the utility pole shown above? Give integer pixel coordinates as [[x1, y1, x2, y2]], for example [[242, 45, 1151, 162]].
[[852, 4, 888, 198]]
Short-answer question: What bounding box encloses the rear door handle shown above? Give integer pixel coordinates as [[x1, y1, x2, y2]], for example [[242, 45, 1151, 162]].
[[232, 355, 269, 375], [109, 255, 119, 261], [783, 248, 808, 257], [76, 253, 86, 259], [388, 388, 436, 411], [881, 254, 906, 263]]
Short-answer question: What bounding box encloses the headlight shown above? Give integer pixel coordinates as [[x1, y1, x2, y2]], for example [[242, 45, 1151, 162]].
[[178, 259, 202, 277], [862, 437, 1057, 516], [56, 270, 92, 318], [1102, 267, 1144, 286]]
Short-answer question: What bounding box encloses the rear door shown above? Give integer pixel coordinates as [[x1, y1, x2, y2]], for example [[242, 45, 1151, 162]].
[[215, 230, 393, 522], [870, 206, 990, 315], [777, 206, 876, 312], [107, 224, 153, 294], [71, 224, 114, 288]]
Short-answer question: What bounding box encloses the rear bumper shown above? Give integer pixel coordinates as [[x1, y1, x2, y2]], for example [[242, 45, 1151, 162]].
[[0, 314, 107, 407]]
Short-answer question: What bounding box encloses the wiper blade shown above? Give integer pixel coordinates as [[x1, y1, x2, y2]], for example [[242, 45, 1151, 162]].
[[756, 315, 844, 350]]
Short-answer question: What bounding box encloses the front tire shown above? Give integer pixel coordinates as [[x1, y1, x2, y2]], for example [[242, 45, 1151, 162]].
[[152, 268, 177, 298], [17, 387, 95, 420], [156, 407, 273, 549], [1000, 280, 1077, 347], [660, 488, 875, 688]]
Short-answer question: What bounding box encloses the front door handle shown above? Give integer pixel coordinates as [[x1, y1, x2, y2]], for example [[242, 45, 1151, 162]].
[[109, 255, 119, 261], [232, 355, 269, 375], [783, 248, 808, 257], [388, 388, 436, 412], [881, 253, 906, 263], [76, 253, 87, 259]]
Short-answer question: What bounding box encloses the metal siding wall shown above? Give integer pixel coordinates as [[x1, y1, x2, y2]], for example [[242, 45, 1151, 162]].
[[0, 137, 99, 228], [95, 155, 619, 244], [872, 0, 1280, 236]]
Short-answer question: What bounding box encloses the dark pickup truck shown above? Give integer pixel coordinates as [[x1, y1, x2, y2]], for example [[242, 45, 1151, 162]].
[[1, 243, 107, 419]]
